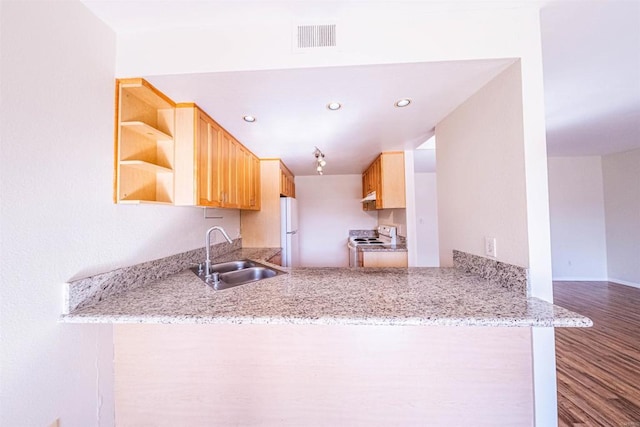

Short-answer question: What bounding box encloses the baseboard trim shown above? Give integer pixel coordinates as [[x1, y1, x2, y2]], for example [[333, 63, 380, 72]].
[[608, 278, 640, 289]]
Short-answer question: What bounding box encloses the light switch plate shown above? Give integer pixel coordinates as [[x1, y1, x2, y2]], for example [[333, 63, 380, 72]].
[[485, 237, 497, 258]]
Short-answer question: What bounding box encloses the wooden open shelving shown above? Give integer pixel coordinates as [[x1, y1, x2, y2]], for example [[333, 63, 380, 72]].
[[114, 78, 176, 204], [114, 79, 262, 209], [120, 121, 173, 141], [120, 160, 174, 174]]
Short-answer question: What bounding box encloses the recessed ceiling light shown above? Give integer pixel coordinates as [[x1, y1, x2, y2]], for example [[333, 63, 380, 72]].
[[243, 115, 256, 123], [395, 99, 411, 108], [327, 102, 342, 111]]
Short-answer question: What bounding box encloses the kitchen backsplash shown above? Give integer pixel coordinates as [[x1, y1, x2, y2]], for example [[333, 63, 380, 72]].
[[349, 229, 378, 238], [65, 238, 242, 312], [377, 208, 407, 236], [453, 250, 529, 295]]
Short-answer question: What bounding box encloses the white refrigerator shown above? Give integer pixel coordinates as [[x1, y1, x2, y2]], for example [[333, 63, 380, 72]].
[[280, 197, 299, 267]]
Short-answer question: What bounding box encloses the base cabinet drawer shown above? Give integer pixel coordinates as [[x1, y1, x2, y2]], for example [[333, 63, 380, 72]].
[[362, 251, 408, 267]]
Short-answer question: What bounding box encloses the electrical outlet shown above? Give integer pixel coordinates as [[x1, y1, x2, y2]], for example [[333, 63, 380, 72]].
[[485, 237, 497, 258]]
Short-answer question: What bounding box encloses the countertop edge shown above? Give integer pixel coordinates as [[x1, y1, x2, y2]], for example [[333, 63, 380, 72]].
[[60, 313, 592, 328]]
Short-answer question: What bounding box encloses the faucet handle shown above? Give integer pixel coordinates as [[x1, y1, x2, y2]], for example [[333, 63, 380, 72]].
[[206, 271, 221, 287], [190, 262, 204, 275]]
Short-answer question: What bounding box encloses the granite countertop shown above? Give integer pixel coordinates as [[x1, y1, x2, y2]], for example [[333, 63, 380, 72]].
[[62, 248, 591, 328], [357, 244, 408, 253]]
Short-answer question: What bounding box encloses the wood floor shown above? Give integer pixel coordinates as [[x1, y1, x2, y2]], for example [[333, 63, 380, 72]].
[[554, 281, 640, 427]]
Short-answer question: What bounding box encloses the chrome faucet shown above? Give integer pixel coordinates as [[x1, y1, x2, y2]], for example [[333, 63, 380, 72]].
[[205, 226, 233, 278]]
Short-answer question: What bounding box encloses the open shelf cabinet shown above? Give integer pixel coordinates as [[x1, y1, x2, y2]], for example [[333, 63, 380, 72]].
[[114, 78, 176, 204]]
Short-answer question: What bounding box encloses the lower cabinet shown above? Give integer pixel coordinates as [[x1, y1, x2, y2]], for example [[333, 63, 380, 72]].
[[360, 251, 408, 267]]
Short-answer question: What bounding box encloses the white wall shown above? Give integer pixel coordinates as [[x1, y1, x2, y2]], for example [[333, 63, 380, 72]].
[[296, 175, 377, 267], [547, 157, 608, 280], [377, 209, 407, 236], [115, 5, 545, 76], [602, 148, 640, 287], [436, 61, 558, 426], [436, 62, 529, 268], [0, 2, 238, 425], [414, 173, 440, 267]]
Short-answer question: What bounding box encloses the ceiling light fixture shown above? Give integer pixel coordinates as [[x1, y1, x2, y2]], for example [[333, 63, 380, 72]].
[[243, 115, 256, 123], [394, 98, 411, 108], [327, 102, 342, 111], [314, 147, 326, 175]]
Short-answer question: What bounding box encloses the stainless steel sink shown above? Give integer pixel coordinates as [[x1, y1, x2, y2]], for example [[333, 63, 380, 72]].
[[220, 267, 278, 285], [208, 260, 256, 274], [190, 259, 285, 290]]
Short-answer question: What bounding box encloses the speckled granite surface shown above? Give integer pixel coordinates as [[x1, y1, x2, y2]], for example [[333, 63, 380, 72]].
[[63, 253, 591, 327], [453, 250, 529, 295], [65, 239, 251, 312], [349, 229, 377, 237], [357, 244, 408, 253]]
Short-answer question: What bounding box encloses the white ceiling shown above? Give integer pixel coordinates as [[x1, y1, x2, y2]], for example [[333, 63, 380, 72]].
[[541, 0, 640, 157], [83, 0, 640, 174], [147, 60, 513, 175]]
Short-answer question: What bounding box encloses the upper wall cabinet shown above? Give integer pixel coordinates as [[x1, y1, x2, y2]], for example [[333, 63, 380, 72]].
[[174, 104, 222, 207], [362, 151, 406, 210], [114, 78, 176, 204], [280, 162, 295, 198], [240, 158, 294, 248], [174, 103, 260, 210]]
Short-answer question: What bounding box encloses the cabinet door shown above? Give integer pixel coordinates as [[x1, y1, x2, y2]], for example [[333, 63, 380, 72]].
[[374, 157, 383, 209], [249, 154, 260, 210], [363, 252, 408, 267], [221, 133, 240, 208], [237, 145, 248, 209], [240, 150, 258, 210], [196, 112, 222, 207]]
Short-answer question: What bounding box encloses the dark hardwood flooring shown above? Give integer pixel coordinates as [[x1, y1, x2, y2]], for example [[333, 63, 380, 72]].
[[554, 281, 640, 427]]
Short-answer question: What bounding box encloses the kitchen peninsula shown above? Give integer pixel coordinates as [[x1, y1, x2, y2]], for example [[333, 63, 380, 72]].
[[64, 247, 587, 327], [63, 244, 590, 426]]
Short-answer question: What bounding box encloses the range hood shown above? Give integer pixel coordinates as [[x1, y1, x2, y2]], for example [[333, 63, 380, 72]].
[[361, 191, 376, 202]]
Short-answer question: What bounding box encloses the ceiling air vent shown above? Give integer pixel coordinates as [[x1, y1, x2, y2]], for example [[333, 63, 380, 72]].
[[295, 24, 337, 51]]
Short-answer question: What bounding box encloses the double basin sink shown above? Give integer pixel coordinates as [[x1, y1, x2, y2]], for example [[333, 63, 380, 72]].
[[191, 259, 286, 291]]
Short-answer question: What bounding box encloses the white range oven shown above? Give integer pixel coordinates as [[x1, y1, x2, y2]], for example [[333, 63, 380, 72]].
[[347, 225, 398, 267]]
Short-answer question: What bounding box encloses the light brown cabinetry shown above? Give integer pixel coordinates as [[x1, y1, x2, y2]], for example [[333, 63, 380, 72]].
[[174, 105, 224, 207], [359, 251, 408, 267], [114, 78, 176, 204], [241, 159, 295, 247], [280, 163, 295, 198], [115, 79, 260, 209], [220, 132, 239, 208], [174, 103, 260, 210], [362, 152, 406, 211], [243, 150, 261, 210]]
